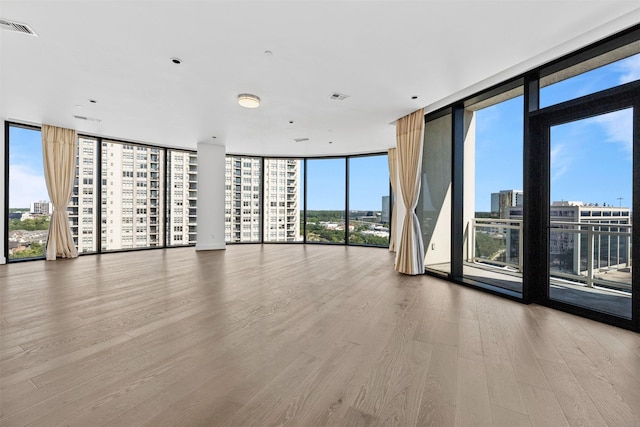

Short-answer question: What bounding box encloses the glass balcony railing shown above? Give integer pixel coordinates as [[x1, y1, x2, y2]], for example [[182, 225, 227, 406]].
[[469, 218, 632, 293]]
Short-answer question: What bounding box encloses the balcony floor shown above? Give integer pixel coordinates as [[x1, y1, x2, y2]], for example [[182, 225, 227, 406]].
[[425, 262, 632, 319]]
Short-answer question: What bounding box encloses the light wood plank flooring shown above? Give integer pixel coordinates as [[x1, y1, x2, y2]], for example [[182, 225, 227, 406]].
[[1, 244, 639, 426]]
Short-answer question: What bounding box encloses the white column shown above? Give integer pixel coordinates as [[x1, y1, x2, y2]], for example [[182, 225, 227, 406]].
[[195, 141, 226, 251]]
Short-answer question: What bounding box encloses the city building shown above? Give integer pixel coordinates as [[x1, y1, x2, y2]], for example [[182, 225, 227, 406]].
[[381, 195, 390, 224], [30, 200, 52, 215], [69, 139, 197, 253], [490, 189, 523, 218], [508, 200, 631, 275], [264, 158, 301, 242], [225, 157, 301, 243]]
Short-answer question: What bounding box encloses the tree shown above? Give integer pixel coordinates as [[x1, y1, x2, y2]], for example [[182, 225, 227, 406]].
[[11, 242, 46, 259]]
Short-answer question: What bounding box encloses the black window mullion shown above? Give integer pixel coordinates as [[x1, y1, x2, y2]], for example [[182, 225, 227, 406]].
[[95, 137, 103, 254], [260, 157, 265, 243], [345, 157, 349, 245], [303, 158, 307, 243], [451, 104, 465, 279], [163, 148, 169, 248], [632, 102, 640, 332], [4, 122, 10, 262]]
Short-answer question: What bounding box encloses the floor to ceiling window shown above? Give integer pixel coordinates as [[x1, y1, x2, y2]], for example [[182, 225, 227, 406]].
[[534, 39, 639, 323], [224, 156, 262, 243], [348, 154, 390, 247], [417, 113, 452, 274], [305, 158, 346, 244], [462, 86, 524, 294], [263, 158, 304, 242], [7, 125, 48, 260], [167, 150, 198, 246], [70, 136, 99, 254], [101, 141, 165, 251]]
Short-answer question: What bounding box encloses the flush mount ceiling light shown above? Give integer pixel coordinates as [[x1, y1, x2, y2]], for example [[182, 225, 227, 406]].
[[238, 94, 260, 108]]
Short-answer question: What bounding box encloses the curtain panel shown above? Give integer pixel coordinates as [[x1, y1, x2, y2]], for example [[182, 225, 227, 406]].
[[388, 148, 398, 252], [42, 124, 78, 260], [394, 109, 425, 275]]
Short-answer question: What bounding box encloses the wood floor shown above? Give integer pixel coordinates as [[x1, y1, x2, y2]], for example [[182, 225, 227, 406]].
[[1, 245, 639, 426]]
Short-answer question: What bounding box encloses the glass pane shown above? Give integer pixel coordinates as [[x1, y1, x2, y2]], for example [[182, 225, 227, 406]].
[[69, 136, 98, 253], [167, 150, 197, 246], [224, 156, 262, 243], [8, 126, 48, 260], [306, 158, 346, 244], [263, 159, 303, 242], [540, 49, 640, 108], [101, 142, 165, 250], [418, 114, 452, 273], [348, 155, 390, 247], [549, 109, 633, 319], [464, 93, 524, 293]]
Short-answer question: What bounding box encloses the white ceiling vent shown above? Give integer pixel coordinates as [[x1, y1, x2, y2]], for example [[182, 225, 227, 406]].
[[328, 92, 349, 101], [0, 18, 38, 36], [73, 115, 102, 123], [293, 137, 309, 143]]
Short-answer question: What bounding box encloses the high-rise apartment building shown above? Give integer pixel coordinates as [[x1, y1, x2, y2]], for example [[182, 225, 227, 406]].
[[264, 159, 300, 242], [167, 150, 198, 246], [69, 137, 98, 253], [381, 196, 390, 224], [224, 157, 300, 243], [491, 189, 523, 218], [69, 138, 197, 253], [30, 201, 53, 215]]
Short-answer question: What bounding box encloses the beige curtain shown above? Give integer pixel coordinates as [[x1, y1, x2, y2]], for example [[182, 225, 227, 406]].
[[388, 148, 397, 252], [394, 109, 425, 275], [42, 124, 78, 260]]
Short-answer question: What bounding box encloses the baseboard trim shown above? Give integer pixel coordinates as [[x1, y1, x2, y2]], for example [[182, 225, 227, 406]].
[[195, 243, 226, 251]]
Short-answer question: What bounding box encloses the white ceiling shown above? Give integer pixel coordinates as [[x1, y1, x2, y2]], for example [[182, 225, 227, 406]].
[[2, 1, 640, 156]]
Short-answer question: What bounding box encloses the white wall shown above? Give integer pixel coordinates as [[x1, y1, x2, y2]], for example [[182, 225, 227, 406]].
[[195, 142, 226, 251]]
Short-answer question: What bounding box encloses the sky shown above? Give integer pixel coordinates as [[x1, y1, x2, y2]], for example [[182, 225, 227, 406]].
[[8, 126, 50, 208], [8, 53, 639, 213]]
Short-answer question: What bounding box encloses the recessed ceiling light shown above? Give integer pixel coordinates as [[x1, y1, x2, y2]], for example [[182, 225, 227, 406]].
[[329, 141, 333, 144], [264, 50, 273, 56], [238, 94, 260, 108], [170, 57, 182, 64], [88, 99, 97, 103], [211, 136, 217, 139], [411, 96, 418, 99], [289, 121, 294, 124]]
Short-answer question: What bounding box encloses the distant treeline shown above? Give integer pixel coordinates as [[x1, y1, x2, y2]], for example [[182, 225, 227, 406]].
[[9, 217, 50, 231], [305, 210, 345, 223]]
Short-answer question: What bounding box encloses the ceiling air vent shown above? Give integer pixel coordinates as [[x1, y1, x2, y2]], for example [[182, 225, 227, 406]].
[[329, 92, 349, 101], [73, 115, 102, 123], [293, 138, 309, 143], [0, 18, 37, 36]]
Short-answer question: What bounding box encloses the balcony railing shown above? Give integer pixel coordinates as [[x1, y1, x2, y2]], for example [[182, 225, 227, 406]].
[[469, 218, 632, 292]]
